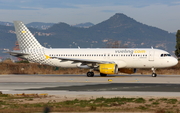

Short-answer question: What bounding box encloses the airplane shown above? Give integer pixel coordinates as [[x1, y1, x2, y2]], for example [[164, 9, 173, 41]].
[[6, 21, 178, 77]]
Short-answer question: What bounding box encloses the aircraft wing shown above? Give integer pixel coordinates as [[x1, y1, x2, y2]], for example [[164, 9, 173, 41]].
[[50, 56, 115, 64]]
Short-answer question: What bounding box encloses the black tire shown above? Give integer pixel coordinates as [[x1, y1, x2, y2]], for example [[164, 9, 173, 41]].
[[91, 72, 94, 77], [152, 73, 157, 77], [100, 73, 107, 77], [87, 72, 94, 77]]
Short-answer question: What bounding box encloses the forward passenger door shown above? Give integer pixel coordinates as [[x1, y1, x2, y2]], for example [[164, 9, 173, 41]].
[[149, 50, 154, 61]]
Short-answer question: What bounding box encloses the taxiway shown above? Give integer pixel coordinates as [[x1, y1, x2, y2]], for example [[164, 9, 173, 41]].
[[0, 74, 180, 98]]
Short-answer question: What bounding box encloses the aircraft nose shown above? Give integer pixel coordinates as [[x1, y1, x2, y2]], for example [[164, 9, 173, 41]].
[[171, 58, 178, 66]]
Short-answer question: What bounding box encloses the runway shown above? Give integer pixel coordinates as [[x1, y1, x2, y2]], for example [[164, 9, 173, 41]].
[[0, 74, 180, 98]]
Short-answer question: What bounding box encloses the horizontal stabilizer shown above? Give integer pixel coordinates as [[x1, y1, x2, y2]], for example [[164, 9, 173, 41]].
[[4, 51, 29, 57]]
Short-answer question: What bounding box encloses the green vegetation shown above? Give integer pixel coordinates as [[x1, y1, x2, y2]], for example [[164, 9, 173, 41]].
[[152, 101, 160, 105], [137, 105, 148, 110], [175, 30, 180, 57], [0, 93, 180, 113], [167, 99, 178, 104], [16, 60, 29, 63], [134, 97, 145, 103], [158, 98, 168, 101], [149, 98, 155, 101]]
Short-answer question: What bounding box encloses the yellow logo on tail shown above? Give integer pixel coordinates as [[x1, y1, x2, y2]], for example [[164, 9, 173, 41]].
[[21, 31, 26, 33]]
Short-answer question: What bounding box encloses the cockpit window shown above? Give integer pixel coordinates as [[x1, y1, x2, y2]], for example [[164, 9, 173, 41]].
[[160, 54, 171, 57]]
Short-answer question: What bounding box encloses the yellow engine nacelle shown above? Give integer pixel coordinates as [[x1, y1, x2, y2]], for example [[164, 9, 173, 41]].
[[119, 68, 137, 74], [99, 64, 118, 74]]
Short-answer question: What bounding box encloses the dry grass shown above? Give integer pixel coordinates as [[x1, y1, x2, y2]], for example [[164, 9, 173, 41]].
[[0, 59, 180, 75], [0, 60, 89, 75]]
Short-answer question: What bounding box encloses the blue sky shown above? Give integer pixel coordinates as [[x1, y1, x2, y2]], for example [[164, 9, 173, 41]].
[[0, 0, 180, 32]]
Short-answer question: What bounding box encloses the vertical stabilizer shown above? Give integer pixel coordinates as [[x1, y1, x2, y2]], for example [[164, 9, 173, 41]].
[[13, 21, 43, 51]]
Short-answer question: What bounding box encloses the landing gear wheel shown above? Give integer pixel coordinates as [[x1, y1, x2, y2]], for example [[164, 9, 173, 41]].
[[100, 73, 107, 77], [151, 68, 157, 77], [87, 72, 94, 77], [152, 73, 157, 77]]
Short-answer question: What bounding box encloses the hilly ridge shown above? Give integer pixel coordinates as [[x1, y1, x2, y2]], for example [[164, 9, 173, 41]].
[[0, 21, 94, 29], [0, 13, 176, 57], [89, 14, 173, 42], [42, 13, 175, 50]]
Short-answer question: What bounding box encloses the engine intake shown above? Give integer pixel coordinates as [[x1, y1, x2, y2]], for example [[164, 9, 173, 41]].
[[99, 64, 118, 74]]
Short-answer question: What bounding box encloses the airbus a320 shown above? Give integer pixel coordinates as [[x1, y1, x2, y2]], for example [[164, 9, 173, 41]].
[[6, 21, 178, 77]]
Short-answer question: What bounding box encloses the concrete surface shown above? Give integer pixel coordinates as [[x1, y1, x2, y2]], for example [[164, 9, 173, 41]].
[[0, 74, 180, 97]]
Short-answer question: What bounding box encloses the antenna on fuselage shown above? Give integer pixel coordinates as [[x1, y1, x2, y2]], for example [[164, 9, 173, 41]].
[[151, 46, 154, 49], [78, 46, 80, 49]]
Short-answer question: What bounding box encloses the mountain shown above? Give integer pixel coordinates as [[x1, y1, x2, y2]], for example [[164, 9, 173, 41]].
[[73, 22, 94, 28], [0, 21, 13, 26], [26, 22, 94, 29], [0, 13, 176, 58], [26, 22, 55, 30], [172, 32, 177, 35], [88, 13, 175, 49], [0, 21, 94, 30], [43, 13, 175, 51], [0, 21, 55, 30]]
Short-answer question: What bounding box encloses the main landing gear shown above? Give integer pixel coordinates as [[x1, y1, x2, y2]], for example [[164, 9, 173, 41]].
[[151, 68, 157, 77], [87, 71, 94, 77]]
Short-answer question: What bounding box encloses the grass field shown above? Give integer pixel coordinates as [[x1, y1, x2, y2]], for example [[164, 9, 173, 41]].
[[0, 93, 180, 113]]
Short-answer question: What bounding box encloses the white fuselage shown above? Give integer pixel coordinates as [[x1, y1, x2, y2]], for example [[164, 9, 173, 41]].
[[25, 48, 178, 69]]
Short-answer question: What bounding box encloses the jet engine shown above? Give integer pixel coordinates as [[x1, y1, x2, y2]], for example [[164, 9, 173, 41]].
[[119, 68, 137, 74], [99, 64, 118, 74]]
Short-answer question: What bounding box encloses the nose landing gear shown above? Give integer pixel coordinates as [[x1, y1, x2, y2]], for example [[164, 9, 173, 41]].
[[151, 68, 157, 77]]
